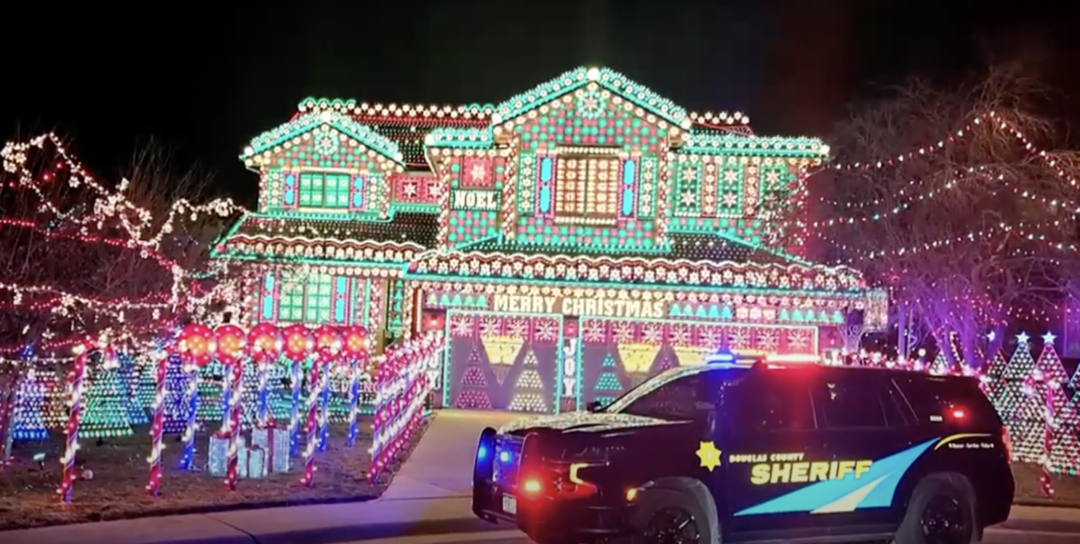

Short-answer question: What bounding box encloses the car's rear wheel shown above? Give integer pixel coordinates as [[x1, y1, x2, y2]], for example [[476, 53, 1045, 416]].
[[895, 475, 976, 544], [630, 488, 714, 544]]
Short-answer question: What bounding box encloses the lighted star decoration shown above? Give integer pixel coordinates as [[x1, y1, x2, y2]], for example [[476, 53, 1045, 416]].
[[696, 441, 722, 472], [723, 169, 739, 183], [1043, 332, 1056, 344], [402, 181, 418, 197], [1017, 332, 1030, 344]]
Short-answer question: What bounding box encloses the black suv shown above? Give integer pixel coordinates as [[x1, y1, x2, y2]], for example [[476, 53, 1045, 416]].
[[472, 358, 1014, 544]]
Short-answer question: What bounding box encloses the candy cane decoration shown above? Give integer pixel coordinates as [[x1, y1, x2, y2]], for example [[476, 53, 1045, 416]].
[[224, 361, 243, 490], [245, 323, 279, 430], [221, 367, 233, 426], [289, 359, 302, 455], [317, 361, 331, 452], [340, 326, 368, 448], [281, 324, 312, 456], [256, 360, 270, 426], [1042, 380, 1056, 497], [300, 359, 321, 486], [146, 348, 168, 495], [346, 360, 360, 447], [57, 340, 92, 502]]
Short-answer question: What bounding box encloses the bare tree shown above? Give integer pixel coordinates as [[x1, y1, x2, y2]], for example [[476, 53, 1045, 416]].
[[802, 60, 1080, 367], [0, 134, 243, 358]]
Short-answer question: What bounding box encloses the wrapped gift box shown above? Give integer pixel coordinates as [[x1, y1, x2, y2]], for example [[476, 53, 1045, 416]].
[[251, 425, 290, 473], [208, 434, 245, 476], [239, 445, 268, 479]]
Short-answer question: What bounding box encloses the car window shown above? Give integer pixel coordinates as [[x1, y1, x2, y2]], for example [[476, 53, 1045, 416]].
[[813, 377, 893, 429], [728, 375, 815, 432], [616, 368, 737, 421], [894, 375, 1000, 427]]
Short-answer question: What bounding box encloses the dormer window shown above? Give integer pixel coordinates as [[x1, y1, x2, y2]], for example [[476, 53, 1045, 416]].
[[555, 152, 620, 224], [299, 172, 351, 208]]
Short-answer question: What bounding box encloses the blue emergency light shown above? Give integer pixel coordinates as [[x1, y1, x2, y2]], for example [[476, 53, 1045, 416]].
[[705, 350, 737, 366]]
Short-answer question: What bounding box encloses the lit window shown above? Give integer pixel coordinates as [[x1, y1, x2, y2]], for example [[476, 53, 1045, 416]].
[[555, 156, 620, 220], [278, 273, 335, 324], [299, 172, 351, 208]]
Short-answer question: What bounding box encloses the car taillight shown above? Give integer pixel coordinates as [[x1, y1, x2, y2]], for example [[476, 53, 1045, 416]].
[[947, 404, 967, 421], [519, 432, 545, 499], [522, 478, 542, 495]]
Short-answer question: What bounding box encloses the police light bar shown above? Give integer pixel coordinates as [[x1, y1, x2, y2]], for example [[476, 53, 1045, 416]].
[[705, 350, 747, 367], [763, 353, 821, 364]]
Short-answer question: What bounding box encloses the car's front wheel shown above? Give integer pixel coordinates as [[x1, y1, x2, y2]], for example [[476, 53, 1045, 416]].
[[895, 475, 976, 544], [629, 488, 716, 544]]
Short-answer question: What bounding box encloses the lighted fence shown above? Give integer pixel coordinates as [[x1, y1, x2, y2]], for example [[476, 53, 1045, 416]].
[[369, 332, 443, 481]]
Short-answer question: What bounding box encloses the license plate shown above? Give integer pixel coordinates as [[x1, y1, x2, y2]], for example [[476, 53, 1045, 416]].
[[502, 494, 517, 515]]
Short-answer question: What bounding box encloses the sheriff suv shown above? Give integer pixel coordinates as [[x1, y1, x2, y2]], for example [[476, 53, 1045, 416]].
[[471, 355, 1014, 544]]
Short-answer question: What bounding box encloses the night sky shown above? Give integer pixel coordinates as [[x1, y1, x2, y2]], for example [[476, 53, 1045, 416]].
[[1, 0, 1075, 207]]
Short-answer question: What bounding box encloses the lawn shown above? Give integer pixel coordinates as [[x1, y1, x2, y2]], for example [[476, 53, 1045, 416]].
[[0, 416, 431, 530], [1012, 462, 1080, 505]]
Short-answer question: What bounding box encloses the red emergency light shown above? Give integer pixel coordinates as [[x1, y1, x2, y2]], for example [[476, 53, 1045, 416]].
[[763, 353, 821, 366]]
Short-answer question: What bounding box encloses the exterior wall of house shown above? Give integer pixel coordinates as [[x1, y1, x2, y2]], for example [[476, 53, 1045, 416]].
[[221, 68, 880, 416]]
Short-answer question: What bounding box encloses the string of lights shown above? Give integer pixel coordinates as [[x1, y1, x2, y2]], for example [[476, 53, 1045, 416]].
[[0, 134, 252, 361], [830, 219, 1080, 262], [804, 112, 1079, 233]]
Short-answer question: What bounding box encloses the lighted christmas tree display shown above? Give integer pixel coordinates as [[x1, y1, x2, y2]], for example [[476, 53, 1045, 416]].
[[928, 351, 951, 375], [196, 360, 225, 423], [1068, 360, 1080, 410], [270, 360, 295, 422], [38, 370, 66, 428], [982, 350, 1008, 404], [82, 368, 135, 439], [119, 353, 148, 426], [591, 353, 624, 407], [162, 355, 191, 434], [137, 364, 157, 411], [327, 367, 351, 422], [1002, 332, 1080, 475], [651, 351, 677, 375], [1048, 402, 1080, 476], [1035, 333, 1070, 387], [1001, 334, 1038, 451], [1002, 333, 1037, 379], [12, 370, 49, 441], [454, 349, 493, 409], [1035, 334, 1080, 474], [508, 349, 548, 413], [387, 279, 405, 339], [240, 360, 261, 429]]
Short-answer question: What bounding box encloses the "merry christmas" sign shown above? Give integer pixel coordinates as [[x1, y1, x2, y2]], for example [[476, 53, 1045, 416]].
[[492, 293, 666, 319]]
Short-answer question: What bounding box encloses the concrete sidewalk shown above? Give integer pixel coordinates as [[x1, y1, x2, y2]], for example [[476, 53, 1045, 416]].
[[1, 410, 519, 544]]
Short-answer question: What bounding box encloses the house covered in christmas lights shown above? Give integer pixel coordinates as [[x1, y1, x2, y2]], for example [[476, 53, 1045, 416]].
[[213, 67, 887, 414]]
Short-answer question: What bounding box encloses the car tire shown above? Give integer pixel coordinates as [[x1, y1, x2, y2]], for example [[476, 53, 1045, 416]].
[[628, 488, 717, 544], [894, 475, 976, 544]]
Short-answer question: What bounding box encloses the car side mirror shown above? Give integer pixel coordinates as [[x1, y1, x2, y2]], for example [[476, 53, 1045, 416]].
[[586, 400, 603, 412]]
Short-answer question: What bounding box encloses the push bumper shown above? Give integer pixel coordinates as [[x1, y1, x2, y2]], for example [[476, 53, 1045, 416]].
[[473, 479, 625, 540]]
